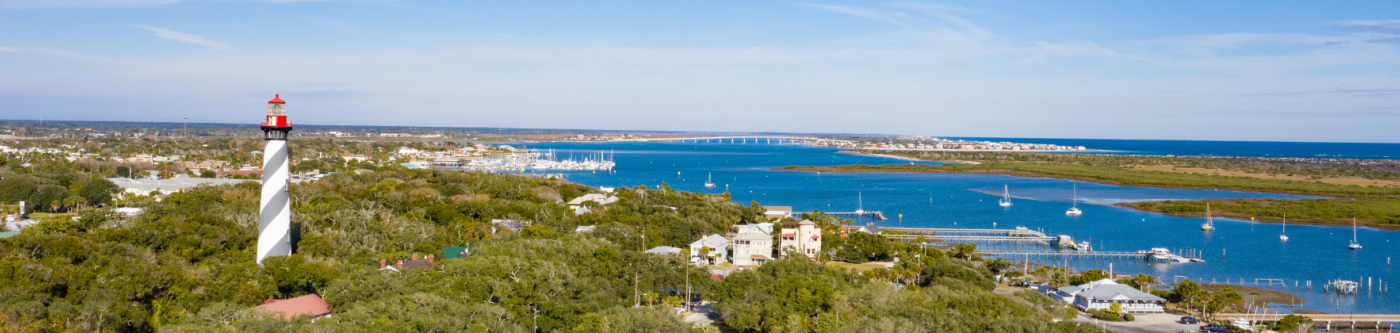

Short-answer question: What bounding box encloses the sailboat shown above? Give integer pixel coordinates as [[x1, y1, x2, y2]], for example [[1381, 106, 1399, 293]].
[[1279, 213, 1288, 242], [1066, 183, 1083, 216], [1201, 203, 1215, 231], [999, 185, 1012, 207], [855, 192, 865, 214], [704, 173, 715, 188], [1349, 217, 1362, 250]]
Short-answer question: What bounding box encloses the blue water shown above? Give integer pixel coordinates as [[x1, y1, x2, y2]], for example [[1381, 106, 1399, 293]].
[[946, 137, 1400, 159], [516, 141, 1399, 314]]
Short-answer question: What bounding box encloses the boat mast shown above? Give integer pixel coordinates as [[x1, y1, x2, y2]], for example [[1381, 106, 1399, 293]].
[[1072, 183, 1077, 208]]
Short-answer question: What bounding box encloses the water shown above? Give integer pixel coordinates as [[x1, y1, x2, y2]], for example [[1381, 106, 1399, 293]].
[[945, 137, 1400, 159], [512, 141, 1398, 314]]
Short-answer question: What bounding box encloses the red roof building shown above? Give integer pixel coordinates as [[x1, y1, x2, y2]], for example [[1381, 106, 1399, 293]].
[[255, 294, 331, 320]]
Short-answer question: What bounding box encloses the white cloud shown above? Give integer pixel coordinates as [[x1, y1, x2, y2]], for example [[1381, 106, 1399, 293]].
[[0, 46, 17, 52], [0, 0, 184, 9], [133, 25, 232, 50]]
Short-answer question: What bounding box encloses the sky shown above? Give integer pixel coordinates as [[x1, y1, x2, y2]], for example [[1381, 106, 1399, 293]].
[[1, 1, 1399, 142]]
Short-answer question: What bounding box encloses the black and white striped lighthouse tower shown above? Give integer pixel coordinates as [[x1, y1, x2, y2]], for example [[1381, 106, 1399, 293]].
[[257, 94, 293, 264]]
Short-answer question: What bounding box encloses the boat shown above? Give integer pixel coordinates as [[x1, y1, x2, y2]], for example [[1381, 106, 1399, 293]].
[[1201, 203, 1215, 231], [704, 172, 715, 188], [1279, 213, 1289, 242], [999, 185, 1012, 207], [1066, 183, 1082, 216], [855, 192, 865, 214], [1349, 217, 1362, 250]]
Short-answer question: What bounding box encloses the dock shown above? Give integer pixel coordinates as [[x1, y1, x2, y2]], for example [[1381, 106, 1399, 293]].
[[1219, 313, 1400, 330], [976, 250, 1204, 263], [881, 227, 1046, 237], [809, 211, 887, 220]]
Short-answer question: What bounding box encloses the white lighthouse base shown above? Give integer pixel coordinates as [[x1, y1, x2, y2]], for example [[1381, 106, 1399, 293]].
[[257, 139, 293, 264]]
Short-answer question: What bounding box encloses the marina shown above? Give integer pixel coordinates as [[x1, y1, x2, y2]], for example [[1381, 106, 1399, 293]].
[[516, 141, 1399, 314]]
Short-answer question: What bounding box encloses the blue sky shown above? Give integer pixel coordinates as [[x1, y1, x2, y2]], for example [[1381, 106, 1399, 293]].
[[2, 1, 1399, 142]]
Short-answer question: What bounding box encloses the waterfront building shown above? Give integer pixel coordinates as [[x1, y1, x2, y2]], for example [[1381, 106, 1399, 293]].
[[762, 206, 793, 219], [779, 220, 823, 260], [1059, 279, 1166, 314]]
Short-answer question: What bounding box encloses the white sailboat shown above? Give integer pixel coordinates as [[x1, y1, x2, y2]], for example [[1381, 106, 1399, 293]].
[[855, 191, 865, 214], [998, 185, 1012, 207], [704, 172, 715, 188], [1279, 213, 1288, 242], [1066, 183, 1082, 216], [1201, 203, 1215, 231], [1349, 217, 1362, 250]]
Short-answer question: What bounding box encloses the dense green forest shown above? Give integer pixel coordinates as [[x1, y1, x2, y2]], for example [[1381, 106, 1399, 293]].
[[0, 153, 1101, 332]]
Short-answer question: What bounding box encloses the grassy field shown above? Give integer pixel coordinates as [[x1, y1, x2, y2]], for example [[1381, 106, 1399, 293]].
[[1130, 165, 1400, 188]]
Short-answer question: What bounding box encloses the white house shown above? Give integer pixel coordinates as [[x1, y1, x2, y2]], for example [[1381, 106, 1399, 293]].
[[731, 232, 773, 267], [735, 223, 774, 236], [762, 206, 793, 220], [689, 234, 730, 265], [1065, 279, 1166, 314]]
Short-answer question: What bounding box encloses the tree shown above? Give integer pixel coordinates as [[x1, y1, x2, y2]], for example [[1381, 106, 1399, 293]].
[[952, 243, 977, 261], [1108, 302, 1122, 314], [78, 178, 121, 206]]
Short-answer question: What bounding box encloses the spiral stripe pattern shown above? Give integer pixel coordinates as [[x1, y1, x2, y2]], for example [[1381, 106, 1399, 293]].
[[257, 138, 292, 264]]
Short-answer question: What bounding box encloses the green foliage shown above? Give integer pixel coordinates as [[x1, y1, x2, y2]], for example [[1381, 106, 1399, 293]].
[[259, 254, 341, 298], [1089, 310, 1124, 322], [572, 306, 697, 333], [1070, 269, 1110, 285], [1271, 314, 1312, 331], [1122, 313, 1134, 321]]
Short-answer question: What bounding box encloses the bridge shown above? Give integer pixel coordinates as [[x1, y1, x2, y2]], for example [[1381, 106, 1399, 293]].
[[625, 136, 811, 144], [886, 234, 1053, 243], [1218, 313, 1400, 329]]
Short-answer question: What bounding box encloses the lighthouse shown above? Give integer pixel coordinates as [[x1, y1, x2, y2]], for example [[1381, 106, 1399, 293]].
[[257, 94, 293, 264]]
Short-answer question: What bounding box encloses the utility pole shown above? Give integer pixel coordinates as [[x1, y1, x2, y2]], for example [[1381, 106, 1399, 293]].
[[183, 117, 188, 138]]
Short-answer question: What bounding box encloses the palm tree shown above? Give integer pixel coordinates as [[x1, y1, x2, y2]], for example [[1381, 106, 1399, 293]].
[[953, 243, 977, 261]]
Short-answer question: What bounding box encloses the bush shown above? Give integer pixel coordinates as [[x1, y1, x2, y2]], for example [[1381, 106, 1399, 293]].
[[1089, 310, 1124, 322], [1123, 313, 1135, 321]]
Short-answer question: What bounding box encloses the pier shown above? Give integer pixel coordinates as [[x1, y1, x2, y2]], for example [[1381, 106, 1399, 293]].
[[816, 211, 887, 220], [1219, 313, 1400, 330], [881, 227, 1046, 237], [975, 250, 1204, 263]]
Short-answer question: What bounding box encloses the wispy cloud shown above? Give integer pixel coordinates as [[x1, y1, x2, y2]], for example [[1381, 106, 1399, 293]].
[[803, 4, 908, 26], [0, 46, 18, 53], [133, 25, 232, 50], [32, 48, 106, 60]]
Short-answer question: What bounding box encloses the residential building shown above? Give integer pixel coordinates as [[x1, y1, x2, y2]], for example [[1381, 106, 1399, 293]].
[[567, 193, 619, 209], [731, 232, 773, 267], [762, 206, 793, 220], [108, 177, 257, 197], [779, 220, 823, 260], [574, 225, 597, 233], [855, 223, 883, 234], [341, 153, 369, 162], [443, 246, 469, 260], [645, 246, 683, 255], [689, 234, 730, 265], [379, 253, 436, 272], [735, 222, 774, 236]]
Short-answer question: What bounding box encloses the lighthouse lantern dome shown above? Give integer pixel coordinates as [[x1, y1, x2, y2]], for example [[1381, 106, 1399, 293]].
[[267, 94, 286, 116]]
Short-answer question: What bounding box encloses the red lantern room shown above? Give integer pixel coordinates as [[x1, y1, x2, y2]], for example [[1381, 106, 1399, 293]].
[[262, 94, 291, 128], [260, 94, 293, 140]]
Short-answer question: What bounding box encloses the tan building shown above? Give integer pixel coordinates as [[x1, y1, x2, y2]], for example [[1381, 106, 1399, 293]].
[[779, 220, 822, 260]]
